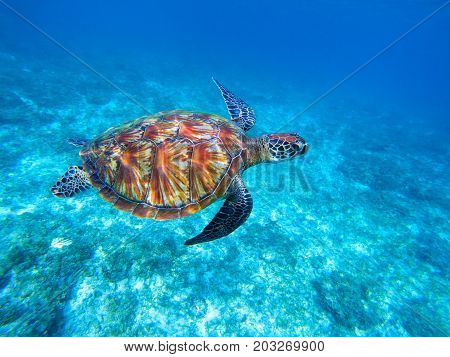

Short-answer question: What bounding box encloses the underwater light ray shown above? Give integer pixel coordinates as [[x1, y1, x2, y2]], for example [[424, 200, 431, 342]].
[[278, 0, 450, 129], [0, 0, 150, 114]]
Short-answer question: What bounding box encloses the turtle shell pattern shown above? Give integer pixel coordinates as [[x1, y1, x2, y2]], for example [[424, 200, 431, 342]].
[[80, 110, 246, 220]]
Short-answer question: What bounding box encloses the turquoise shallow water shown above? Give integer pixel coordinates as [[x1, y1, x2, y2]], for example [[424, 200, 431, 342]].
[[0, 1, 449, 337], [0, 52, 448, 337]]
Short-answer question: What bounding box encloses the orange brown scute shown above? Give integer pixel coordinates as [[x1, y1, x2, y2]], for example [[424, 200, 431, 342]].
[[80, 110, 245, 220], [190, 139, 230, 202]]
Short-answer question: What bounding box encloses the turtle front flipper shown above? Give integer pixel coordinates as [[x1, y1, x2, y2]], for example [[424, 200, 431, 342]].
[[185, 175, 253, 246], [51, 166, 91, 198], [212, 78, 256, 131]]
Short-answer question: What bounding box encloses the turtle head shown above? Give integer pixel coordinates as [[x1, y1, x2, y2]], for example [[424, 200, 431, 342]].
[[263, 133, 308, 162]]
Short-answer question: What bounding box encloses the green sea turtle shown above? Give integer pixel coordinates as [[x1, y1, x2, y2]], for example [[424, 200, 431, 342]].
[[51, 79, 308, 245]]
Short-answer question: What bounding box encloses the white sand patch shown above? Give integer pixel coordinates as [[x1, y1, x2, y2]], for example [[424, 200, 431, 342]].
[[174, 227, 186, 235], [147, 307, 168, 330], [101, 217, 114, 229], [354, 182, 370, 191], [318, 222, 330, 232], [85, 216, 100, 226], [51, 237, 73, 249], [324, 257, 336, 271], [350, 242, 369, 255], [66, 198, 92, 212], [133, 279, 144, 290], [270, 210, 278, 222], [95, 246, 107, 259], [116, 279, 127, 292], [197, 301, 220, 335], [15, 92, 37, 109], [17, 204, 36, 215], [71, 278, 94, 308]]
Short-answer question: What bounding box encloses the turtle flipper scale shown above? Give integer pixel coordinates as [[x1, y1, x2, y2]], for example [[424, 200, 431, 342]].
[[51, 166, 91, 198], [212, 78, 256, 131], [185, 175, 253, 245]]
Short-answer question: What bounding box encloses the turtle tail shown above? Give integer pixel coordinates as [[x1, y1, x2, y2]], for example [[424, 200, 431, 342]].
[[68, 138, 89, 147]]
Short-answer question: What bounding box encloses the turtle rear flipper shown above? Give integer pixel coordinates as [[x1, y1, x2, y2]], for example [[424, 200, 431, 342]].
[[68, 138, 89, 147], [51, 166, 91, 198]]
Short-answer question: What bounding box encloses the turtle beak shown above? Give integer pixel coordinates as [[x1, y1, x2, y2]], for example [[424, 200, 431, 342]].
[[293, 135, 308, 156], [300, 142, 309, 155]]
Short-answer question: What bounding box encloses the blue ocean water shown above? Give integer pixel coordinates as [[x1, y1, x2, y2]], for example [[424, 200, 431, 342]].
[[0, 0, 449, 336]]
